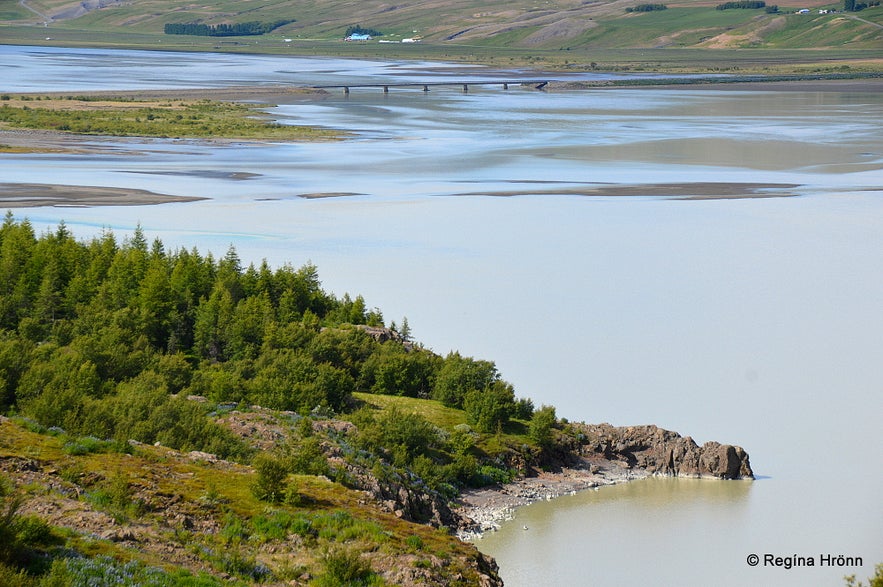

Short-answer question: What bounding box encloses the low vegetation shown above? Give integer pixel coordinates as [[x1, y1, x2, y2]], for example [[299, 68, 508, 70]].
[[844, 564, 883, 587], [0, 96, 338, 141], [0, 416, 497, 585]]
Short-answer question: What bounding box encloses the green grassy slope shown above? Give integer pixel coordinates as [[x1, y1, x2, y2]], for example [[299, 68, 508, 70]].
[[3, 0, 881, 60], [0, 416, 497, 586]]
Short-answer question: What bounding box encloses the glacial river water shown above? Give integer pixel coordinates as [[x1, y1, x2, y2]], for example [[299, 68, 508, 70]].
[[1, 44, 882, 586]]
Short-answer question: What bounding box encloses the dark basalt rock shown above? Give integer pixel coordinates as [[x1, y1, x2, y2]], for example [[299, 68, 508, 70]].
[[578, 423, 754, 479]]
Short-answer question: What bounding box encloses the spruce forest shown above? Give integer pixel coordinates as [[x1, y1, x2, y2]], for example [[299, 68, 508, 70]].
[[0, 213, 540, 457], [0, 212, 576, 586]]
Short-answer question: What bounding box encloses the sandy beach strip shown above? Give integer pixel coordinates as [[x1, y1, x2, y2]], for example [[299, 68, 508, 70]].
[[0, 182, 206, 208]]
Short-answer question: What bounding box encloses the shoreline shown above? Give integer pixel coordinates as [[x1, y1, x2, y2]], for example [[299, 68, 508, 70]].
[[1, 85, 330, 102], [3, 76, 882, 106], [453, 422, 755, 541], [454, 457, 649, 541]]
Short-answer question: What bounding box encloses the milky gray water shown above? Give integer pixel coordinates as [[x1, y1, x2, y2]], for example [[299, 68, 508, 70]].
[[1, 45, 881, 586]]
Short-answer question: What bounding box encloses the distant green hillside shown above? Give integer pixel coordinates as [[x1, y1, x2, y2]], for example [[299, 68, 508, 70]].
[[2, 0, 881, 69]]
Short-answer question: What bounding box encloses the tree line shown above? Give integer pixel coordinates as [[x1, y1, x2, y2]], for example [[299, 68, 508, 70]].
[[844, 0, 879, 10], [626, 4, 668, 12], [0, 215, 541, 462], [716, 1, 766, 9], [344, 25, 383, 37], [163, 20, 294, 37]]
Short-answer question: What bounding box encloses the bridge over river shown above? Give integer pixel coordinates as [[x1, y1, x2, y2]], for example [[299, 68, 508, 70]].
[[312, 79, 552, 94]]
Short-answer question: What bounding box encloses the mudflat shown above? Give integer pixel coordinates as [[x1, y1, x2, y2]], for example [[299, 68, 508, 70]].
[[0, 182, 206, 207], [551, 77, 883, 92], [2, 78, 878, 207]]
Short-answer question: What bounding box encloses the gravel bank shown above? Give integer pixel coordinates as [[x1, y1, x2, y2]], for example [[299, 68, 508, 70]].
[[454, 457, 650, 540]]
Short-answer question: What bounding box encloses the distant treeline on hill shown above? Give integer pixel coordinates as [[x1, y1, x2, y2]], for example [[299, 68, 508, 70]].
[[716, 0, 765, 8], [626, 3, 667, 11], [345, 25, 383, 37], [163, 20, 294, 37], [845, 0, 880, 10]]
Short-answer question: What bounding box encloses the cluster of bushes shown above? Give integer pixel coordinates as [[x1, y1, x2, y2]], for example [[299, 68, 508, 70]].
[[716, 0, 766, 8], [206, 510, 382, 587], [345, 401, 542, 498], [626, 4, 668, 12], [163, 20, 294, 37], [0, 475, 56, 578]]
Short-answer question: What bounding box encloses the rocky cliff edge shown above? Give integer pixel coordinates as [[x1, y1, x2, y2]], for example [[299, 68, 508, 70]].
[[576, 423, 754, 480]]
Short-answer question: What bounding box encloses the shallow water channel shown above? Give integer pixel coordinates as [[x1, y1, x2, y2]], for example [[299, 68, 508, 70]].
[[2, 44, 882, 586]]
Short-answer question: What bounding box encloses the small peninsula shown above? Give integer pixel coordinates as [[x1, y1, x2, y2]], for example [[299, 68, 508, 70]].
[[0, 216, 751, 586], [0, 93, 339, 150]]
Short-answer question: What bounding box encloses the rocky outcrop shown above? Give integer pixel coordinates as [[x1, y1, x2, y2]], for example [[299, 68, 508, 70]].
[[576, 423, 754, 479], [330, 457, 460, 528], [354, 324, 416, 351], [353, 325, 405, 344]]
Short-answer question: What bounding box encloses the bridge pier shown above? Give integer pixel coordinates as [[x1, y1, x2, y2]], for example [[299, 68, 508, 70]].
[[315, 79, 551, 94]]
